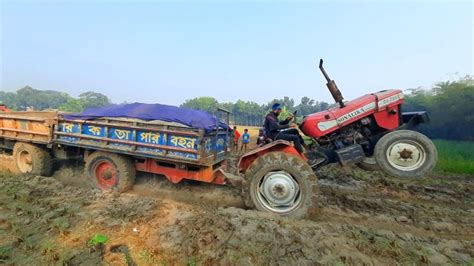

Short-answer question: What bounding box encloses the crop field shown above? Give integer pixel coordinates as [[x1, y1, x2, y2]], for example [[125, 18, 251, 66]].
[[434, 140, 474, 175]]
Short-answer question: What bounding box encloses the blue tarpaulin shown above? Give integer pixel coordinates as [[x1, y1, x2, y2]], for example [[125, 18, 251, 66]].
[[63, 103, 229, 132]]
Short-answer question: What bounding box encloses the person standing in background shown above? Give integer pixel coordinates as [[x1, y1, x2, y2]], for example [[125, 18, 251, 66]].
[[241, 128, 250, 153], [257, 128, 266, 146], [232, 126, 241, 151]]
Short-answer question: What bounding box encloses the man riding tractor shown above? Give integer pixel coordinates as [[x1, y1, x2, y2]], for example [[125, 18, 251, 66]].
[[263, 103, 324, 167]]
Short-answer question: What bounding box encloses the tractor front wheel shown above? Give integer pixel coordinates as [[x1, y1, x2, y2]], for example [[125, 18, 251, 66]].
[[244, 152, 318, 219], [374, 130, 437, 178]]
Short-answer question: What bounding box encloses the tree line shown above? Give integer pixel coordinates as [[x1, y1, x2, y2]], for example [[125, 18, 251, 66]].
[[403, 76, 473, 141], [181, 96, 331, 126], [1, 76, 472, 140], [0, 86, 110, 112]]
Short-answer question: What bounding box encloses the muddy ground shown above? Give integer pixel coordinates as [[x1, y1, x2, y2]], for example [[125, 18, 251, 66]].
[[0, 155, 473, 265]]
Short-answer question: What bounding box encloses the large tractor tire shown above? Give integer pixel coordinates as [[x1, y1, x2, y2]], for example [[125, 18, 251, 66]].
[[374, 130, 437, 178], [243, 152, 319, 219], [85, 151, 136, 193], [356, 156, 381, 171], [13, 142, 53, 176]]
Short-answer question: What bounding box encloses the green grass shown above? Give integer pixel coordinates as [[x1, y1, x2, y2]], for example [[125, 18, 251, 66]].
[[433, 140, 474, 175], [87, 234, 108, 247]]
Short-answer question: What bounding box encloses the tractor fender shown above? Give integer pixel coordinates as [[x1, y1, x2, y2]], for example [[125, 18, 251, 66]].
[[238, 140, 301, 173], [399, 111, 430, 130]]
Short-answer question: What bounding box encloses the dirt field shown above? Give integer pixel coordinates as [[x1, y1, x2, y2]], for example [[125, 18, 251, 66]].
[[0, 156, 473, 265]]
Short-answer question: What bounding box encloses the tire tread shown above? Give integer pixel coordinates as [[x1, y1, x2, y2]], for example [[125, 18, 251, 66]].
[[244, 151, 318, 219], [84, 151, 136, 192]]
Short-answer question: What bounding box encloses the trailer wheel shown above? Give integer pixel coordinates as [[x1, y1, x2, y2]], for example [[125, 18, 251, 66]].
[[13, 142, 53, 176], [374, 130, 437, 178], [356, 156, 381, 171], [244, 152, 318, 219], [85, 151, 136, 192]]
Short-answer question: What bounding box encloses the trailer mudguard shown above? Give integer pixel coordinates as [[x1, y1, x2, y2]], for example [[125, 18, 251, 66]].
[[238, 140, 301, 173]]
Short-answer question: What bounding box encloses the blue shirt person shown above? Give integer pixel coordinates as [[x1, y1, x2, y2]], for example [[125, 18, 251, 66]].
[[243, 133, 250, 143], [240, 128, 250, 153]]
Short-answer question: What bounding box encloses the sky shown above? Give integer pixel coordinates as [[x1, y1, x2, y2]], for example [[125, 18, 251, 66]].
[[1, 0, 473, 106]]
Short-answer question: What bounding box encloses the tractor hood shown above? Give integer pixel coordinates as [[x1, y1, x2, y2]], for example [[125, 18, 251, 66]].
[[301, 89, 404, 138]]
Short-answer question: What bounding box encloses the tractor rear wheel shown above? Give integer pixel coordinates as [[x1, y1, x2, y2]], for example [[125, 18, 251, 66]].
[[374, 130, 437, 178], [13, 142, 53, 176], [85, 151, 136, 192], [244, 152, 318, 219]]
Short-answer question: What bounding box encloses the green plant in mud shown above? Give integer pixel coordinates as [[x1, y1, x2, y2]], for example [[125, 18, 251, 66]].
[[87, 234, 109, 247], [41, 240, 59, 261], [187, 257, 197, 266], [52, 216, 71, 233], [0, 246, 13, 263], [9, 221, 22, 235]]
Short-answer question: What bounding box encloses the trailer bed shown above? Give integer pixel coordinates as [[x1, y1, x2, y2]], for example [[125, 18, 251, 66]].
[[0, 111, 57, 145], [54, 116, 229, 166]]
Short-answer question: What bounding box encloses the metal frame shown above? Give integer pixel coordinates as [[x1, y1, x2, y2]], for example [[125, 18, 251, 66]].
[[135, 158, 227, 184], [53, 118, 230, 166]]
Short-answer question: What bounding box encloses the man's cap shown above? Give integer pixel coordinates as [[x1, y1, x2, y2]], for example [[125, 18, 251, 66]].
[[272, 103, 282, 110]]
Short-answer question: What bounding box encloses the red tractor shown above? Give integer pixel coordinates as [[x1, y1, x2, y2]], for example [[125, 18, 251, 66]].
[[239, 59, 437, 218]]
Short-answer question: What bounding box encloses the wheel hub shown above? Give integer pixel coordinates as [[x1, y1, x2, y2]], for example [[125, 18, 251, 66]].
[[399, 149, 413, 159], [95, 161, 118, 189], [386, 141, 425, 171], [258, 171, 300, 212], [17, 150, 33, 173]]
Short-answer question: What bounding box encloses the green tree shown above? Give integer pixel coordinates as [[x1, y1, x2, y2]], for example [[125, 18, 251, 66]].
[[14, 86, 71, 110], [404, 77, 474, 140], [295, 96, 330, 115], [0, 91, 18, 110], [59, 99, 85, 113], [181, 97, 219, 112], [266, 96, 295, 112], [79, 91, 110, 109]]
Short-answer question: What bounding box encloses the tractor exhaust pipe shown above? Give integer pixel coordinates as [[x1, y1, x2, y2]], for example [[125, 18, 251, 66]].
[[319, 59, 345, 108]]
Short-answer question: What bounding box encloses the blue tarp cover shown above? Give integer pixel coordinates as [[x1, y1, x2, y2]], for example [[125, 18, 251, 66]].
[[63, 103, 229, 132]]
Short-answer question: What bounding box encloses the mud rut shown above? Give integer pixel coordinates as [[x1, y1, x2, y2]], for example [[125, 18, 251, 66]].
[[0, 155, 473, 265]]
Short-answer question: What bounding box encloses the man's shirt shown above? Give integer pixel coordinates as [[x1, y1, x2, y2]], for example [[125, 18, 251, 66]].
[[263, 112, 291, 139], [233, 130, 241, 142]]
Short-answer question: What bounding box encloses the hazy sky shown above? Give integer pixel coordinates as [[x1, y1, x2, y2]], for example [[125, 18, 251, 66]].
[[1, 1, 472, 105]]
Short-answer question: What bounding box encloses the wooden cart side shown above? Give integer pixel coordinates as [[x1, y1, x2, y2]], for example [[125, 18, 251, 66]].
[[0, 111, 58, 145]]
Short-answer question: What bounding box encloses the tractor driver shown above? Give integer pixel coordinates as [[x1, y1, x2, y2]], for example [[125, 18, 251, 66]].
[[264, 103, 305, 154]]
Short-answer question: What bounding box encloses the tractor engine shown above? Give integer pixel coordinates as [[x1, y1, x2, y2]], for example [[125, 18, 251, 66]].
[[317, 118, 373, 149], [304, 115, 378, 166]]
